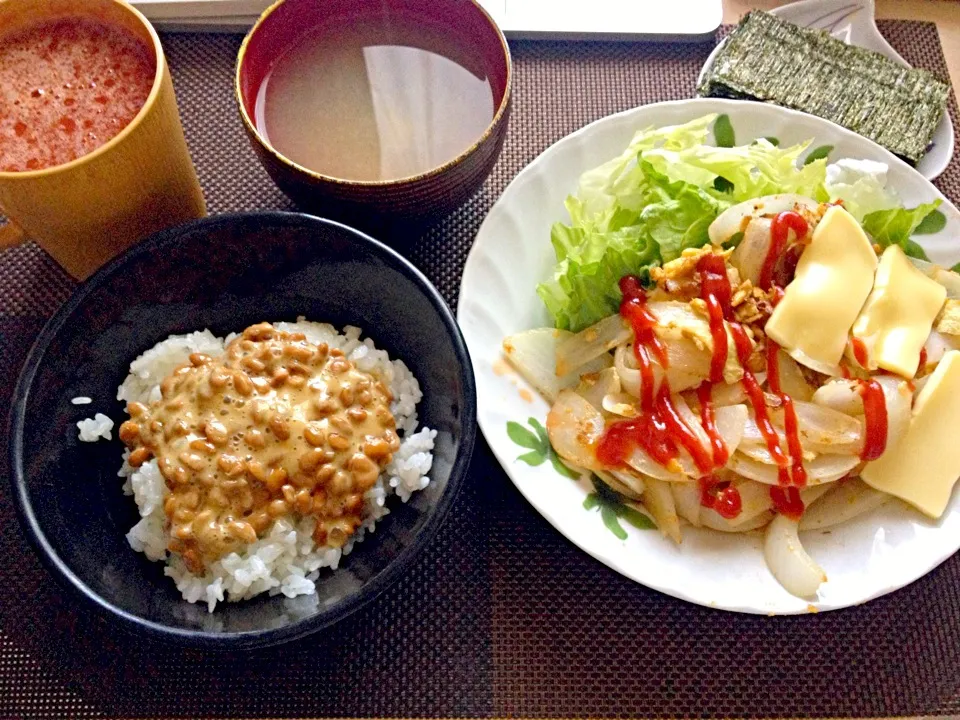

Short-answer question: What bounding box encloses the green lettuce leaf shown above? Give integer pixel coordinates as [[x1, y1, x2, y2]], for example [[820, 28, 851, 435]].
[[861, 200, 942, 261], [572, 114, 716, 222], [642, 137, 829, 202], [537, 225, 659, 332], [537, 159, 726, 331]]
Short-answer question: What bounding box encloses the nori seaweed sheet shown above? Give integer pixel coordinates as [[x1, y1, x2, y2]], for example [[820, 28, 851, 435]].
[[698, 11, 949, 164]]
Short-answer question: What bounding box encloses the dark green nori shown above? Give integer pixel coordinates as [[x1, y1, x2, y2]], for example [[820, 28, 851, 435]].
[[697, 11, 949, 164]]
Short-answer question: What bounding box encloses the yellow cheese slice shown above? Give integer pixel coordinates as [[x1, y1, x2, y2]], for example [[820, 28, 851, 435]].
[[765, 206, 878, 374], [861, 350, 960, 518], [848, 245, 946, 378]]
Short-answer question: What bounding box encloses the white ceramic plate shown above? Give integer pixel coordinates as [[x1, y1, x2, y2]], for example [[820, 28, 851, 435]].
[[698, 0, 954, 180], [457, 98, 960, 614]]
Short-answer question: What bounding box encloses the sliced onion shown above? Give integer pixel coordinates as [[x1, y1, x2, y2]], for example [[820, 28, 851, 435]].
[[873, 375, 911, 455], [602, 392, 639, 418], [708, 194, 820, 246], [702, 509, 774, 533], [576, 367, 620, 410], [792, 401, 864, 455], [765, 513, 826, 597], [615, 344, 662, 399], [812, 379, 863, 415], [710, 381, 747, 407], [625, 403, 748, 479], [664, 338, 716, 390], [730, 216, 773, 286], [671, 481, 702, 527], [708, 376, 766, 407], [707, 403, 749, 456], [650, 301, 741, 385], [923, 329, 960, 367], [741, 401, 864, 457], [546, 389, 604, 469], [810, 376, 911, 457], [775, 351, 814, 402], [733, 478, 774, 524], [596, 468, 644, 501], [673, 394, 713, 455], [504, 328, 612, 402], [739, 441, 813, 464], [555, 314, 630, 376], [626, 448, 688, 481], [643, 476, 681, 544], [799, 484, 832, 506], [799, 478, 891, 531], [727, 452, 859, 486]]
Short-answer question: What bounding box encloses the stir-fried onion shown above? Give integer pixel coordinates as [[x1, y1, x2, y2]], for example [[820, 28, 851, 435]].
[[764, 513, 826, 598], [799, 479, 890, 531]]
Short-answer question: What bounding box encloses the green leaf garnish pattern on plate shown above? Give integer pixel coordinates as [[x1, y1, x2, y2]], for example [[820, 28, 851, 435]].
[[713, 114, 735, 148], [913, 209, 947, 235], [803, 145, 833, 165], [506, 418, 578, 478], [582, 477, 656, 539]]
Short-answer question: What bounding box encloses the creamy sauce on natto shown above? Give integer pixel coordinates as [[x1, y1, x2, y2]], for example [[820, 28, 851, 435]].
[[120, 323, 401, 573]]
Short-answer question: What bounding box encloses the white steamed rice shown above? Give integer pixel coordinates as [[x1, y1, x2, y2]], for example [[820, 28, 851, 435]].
[[84, 319, 435, 611]]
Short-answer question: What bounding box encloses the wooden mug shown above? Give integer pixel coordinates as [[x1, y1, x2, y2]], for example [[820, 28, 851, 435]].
[[0, 0, 206, 280]]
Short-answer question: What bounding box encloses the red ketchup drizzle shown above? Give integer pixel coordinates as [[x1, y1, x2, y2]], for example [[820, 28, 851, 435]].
[[619, 275, 668, 410], [851, 337, 869, 368], [919, 346, 928, 370], [858, 379, 888, 461], [730, 324, 791, 485], [759, 212, 808, 290], [698, 254, 731, 383], [596, 372, 716, 473], [697, 383, 729, 467], [699, 476, 742, 520], [770, 486, 805, 520], [696, 254, 791, 486], [765, 340, 807, 487], [596, 276, 716, 475]]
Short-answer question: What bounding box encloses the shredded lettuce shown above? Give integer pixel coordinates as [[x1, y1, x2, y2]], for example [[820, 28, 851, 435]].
[[537, 114, 933, 331]]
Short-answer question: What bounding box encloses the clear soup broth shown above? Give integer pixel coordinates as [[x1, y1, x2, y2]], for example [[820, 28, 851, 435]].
[[254, 18, 496, 182]]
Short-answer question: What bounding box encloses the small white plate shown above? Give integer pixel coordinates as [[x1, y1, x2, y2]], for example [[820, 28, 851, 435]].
[[457, 98, 960, 614], [698, 0, 954, 180]]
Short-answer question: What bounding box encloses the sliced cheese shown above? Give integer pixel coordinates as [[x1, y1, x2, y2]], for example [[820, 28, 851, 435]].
[[861, 350, 960, 518], [848, 245, 947, 378], [765, 206, 878, 374]]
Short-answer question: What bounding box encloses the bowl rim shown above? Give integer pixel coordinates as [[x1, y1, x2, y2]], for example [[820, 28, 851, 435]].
[[7, 210, 477, 649], [233, 0, 513, 188]]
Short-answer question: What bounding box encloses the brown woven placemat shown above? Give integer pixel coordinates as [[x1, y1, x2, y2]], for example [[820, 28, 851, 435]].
[[1, 20, 959, 720]]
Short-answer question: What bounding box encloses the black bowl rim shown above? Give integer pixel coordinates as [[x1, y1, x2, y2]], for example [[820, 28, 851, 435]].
[[8, 211, 477, 650]]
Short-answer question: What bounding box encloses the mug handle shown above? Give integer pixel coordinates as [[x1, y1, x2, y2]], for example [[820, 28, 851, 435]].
[[0, 217, 26, 249]]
